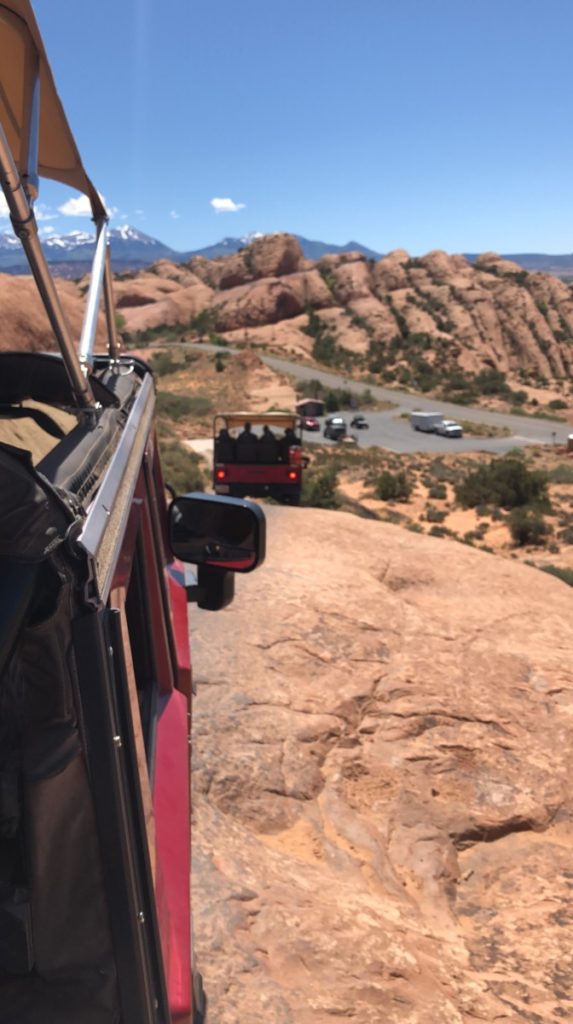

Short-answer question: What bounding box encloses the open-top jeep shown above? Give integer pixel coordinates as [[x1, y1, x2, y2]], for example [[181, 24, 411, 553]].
[[0, 3, 265, 1021]]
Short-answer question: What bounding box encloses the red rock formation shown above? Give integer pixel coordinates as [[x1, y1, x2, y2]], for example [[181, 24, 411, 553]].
[[0, 274, 107, 352]]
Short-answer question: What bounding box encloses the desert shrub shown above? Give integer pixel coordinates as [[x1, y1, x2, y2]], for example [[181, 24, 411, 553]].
[[540, 564, 573, 587], [319, 267, 337, 292], [455, 457, 549, 510], [549, 463, 573, 484], [474, 367, 510, 395], [301, 309, 343, 366], [295, 380, 376, 410], [429, 458, 458, 483], [425, 505, 447, 523], [429, 526, 453, 538], [428, 483, 447, 500], [149, 351, 180, 376], [214, 353, 226, 372], [156, 392, 213, 421], [312, 332, 340, 365], [158, 440, 205, 493], [375, 470, 412, 502], [508, 507, 551, 546], [301, 466, 340, 509], [190, 308, 218, 340], [548, 399, 568, 410]]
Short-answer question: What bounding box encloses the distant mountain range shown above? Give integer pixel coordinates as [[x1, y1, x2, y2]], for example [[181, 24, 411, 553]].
[[0, 225, 572, 279]]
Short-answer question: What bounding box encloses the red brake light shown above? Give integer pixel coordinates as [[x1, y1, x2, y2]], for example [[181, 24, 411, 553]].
[[288, 470, 298, 481], [216, 469, 226, 480]]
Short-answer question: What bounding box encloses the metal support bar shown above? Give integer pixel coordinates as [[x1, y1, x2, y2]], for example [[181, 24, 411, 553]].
[[0, 122, 95, 411], [103, 243, 121, 360], [79, 216, 107, 369], [23, 63, 40, 201]]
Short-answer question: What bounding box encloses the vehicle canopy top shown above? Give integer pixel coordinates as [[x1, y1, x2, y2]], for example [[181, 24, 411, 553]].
[[215, 411, 301, 431], [0, 0, 105, 217]]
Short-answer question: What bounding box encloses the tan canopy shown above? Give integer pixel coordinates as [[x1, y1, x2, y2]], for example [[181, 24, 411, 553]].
[[216, 412, 300, 430], [0, 0, 105, 219]]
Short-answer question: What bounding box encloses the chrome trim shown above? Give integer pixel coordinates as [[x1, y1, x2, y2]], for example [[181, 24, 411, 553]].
[[79, 217, 107, 369], [103, 243, 121, 360], [78, 374, 155, 603], [0, 121, 95, 409]]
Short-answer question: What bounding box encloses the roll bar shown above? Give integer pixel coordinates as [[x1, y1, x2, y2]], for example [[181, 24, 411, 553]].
[[0, 1, 121, 412]]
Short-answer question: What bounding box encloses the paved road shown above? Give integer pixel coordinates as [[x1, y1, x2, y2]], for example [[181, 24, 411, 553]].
[[261, 355, 570, 455], [174, 343, 570, 454]]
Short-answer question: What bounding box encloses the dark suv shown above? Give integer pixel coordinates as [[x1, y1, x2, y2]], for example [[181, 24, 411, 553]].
[[323, 415, 347, 441]]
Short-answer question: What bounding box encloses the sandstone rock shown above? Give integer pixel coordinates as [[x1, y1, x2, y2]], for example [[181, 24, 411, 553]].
[[212, 270, 333, 332], [372, 250, 410, 292], [0, 273, 107, 352], [474, 252, 526, 276], [114, 271, 213, 333], [191, 507, 573, 1023], [248, 233, 304, 278], [322, 257, 374, 304], [222, 316, 315, 360], [190, 235, 305, 294]]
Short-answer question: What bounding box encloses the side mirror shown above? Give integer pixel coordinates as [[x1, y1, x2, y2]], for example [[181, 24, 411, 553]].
[[168, 492, 266, 573]]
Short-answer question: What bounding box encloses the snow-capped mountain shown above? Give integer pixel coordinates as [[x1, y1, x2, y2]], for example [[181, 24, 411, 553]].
[[0, 226, 383, 275], [0, 225, 177, 275], [0, 225, 570, 278]]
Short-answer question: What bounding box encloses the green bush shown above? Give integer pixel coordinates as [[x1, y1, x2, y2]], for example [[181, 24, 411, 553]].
[[428, 483, 447, 500], [375, 470, 412, 502], [508, 507, 551, 546], [549, 463, 573, 484], [301, 466, 340, 509], [156, 392, 213, 421], [455, 457, 549, 510], [190, 308, 218, 340], [149, 351, 180, 377], [425, 505, 447, 523], [540, 564, 573, 587], [159, 440, 205, 493], [548, 399, 568, 410]]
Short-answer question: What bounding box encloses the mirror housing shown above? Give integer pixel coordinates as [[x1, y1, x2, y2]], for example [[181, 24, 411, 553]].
[[169, 492, 265, 572]]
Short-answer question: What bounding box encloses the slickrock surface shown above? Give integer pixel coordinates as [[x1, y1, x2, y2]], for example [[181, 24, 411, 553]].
[[191, 506, 573, 1023]]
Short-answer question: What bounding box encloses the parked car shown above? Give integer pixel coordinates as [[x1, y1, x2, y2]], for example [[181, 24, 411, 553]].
[[323, 415, 347, 440], [302, 415, 321, 431], [351, 414, 369, 429]]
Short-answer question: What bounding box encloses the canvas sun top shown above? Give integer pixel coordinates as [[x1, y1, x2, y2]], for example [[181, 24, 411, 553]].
[[215, 412, 301, 431], [0, 0, 104, 214]]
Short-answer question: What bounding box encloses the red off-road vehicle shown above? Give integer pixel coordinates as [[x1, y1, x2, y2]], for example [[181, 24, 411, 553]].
[[213, 411, 304, 505], [0, 4, 265, 1021]]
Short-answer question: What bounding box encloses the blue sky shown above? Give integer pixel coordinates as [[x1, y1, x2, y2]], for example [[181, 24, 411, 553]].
[[19, 0, 573, 255]]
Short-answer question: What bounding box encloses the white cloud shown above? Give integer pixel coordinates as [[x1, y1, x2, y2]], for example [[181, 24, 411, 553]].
[[58, 192, 117, 218], [39, 225, 56, 237], [210, 197, 246, 214], [35, 204, 58, 222], [170, 210, 180, 220], [58, 194, 92, 217], [0, 193, 9, 219]]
